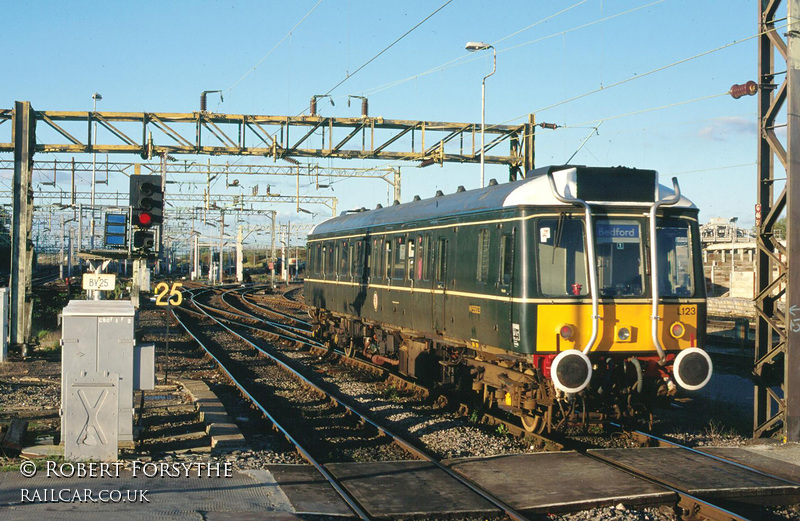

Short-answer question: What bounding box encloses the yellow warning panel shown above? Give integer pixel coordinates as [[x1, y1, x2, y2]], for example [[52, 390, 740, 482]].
[[536, 303, 699, 353]]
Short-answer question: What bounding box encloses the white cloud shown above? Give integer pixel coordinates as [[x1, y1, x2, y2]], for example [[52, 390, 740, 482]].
[[697, 117, 756, 142]]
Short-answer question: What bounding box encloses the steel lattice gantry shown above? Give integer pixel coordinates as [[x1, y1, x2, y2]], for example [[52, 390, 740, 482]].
[[19, 190, 338, 215], [0, 110, 534, 178], [0, 104, 534, 349], [0, 159, 401, 204], [754, 0, 800, 439]]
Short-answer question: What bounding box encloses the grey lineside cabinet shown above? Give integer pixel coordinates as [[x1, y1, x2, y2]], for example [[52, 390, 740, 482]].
[[60, 300, 154, 456]]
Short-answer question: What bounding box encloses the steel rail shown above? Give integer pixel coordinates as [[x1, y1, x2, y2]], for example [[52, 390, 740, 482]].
[[223, 286, 432, 399], [213, 285, 762, 517], [581, 424, 789, 521], [184, 285, 530, 521], [191, 296, 325, 349], [613, 423, 800, 491], [230, 288, 313, 332], [228, 285, 571, 446], [175, 286, 373, 521], [240, 290, 313, 329]]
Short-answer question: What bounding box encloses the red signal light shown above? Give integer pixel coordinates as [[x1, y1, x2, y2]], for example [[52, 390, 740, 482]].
[[136, 212, 153, 227]]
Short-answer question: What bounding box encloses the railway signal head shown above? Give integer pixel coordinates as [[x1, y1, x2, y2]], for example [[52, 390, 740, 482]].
[[132, 229, 155, 251], [130, 174, 163, 254]]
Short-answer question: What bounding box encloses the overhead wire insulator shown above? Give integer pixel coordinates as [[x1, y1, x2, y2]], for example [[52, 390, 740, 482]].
[[730, 81, 758, 99]]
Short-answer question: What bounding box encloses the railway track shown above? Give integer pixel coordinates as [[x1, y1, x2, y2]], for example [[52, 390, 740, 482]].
[[225, 285, 574, 449], [173, 284, 800, 520], [31, 266, 60, 286], [175, 285, 531, 521]]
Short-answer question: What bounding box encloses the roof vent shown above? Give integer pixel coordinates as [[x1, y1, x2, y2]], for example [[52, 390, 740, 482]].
[[341, 207, 369, 215], [376, 203, 383, 209], [488, 179, 498, 186], [456, 185, 466, 193], [393, 199, 400, 205], [413, 195, 421, 201], [435, 190, 444, 197]]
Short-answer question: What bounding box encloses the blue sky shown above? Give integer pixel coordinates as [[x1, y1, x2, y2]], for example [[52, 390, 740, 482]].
[[2, 1, 778, 245]]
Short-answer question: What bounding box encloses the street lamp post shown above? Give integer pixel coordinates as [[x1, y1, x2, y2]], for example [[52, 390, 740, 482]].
[[90, 92, 102, 249], [465, 41, 496, 188]]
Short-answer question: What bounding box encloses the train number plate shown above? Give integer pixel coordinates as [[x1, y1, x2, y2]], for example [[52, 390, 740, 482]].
[[678, 305, 697, 316]]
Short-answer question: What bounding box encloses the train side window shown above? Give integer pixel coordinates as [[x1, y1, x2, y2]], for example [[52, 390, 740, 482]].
[[415, 236, 425, 281], [354, 241, 363, 279], [423, 234, 432, 281], [477, 228, 490, 282], [500, 233, 513, 286], [384, 240, 392, 279], [435, 238, 447, 282], [393, 236, 406, 280], [370, 239, 379, 280], [325, 243, 333, 276], [407, 238, 415, 280], [339, 241, 349, 277], [334, 242, 342, 278]]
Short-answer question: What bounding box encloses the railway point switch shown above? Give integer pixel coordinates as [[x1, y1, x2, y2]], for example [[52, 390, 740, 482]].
[[60, 300, 154, 460]]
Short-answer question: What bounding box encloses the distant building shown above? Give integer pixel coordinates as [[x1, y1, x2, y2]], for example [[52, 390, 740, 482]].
[[700, 217, 754, 244]]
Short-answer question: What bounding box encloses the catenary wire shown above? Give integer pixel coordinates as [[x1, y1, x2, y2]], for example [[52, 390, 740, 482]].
[[361, 0, 666, 97], [227, 0, 326, 93], [319, 0, 454, 97]]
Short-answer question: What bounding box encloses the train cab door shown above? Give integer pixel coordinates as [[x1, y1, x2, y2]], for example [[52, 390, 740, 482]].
[[432, 238, 448, 332]]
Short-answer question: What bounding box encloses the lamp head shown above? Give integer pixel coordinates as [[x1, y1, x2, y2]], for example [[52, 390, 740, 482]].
[[465, 41, 491, 51]]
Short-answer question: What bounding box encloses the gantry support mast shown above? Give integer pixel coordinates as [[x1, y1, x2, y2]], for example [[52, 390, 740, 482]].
[[754, 0, 800, 439]]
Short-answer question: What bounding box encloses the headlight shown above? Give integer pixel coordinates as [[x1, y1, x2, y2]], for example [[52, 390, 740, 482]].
[[616, 326, 631, 342]]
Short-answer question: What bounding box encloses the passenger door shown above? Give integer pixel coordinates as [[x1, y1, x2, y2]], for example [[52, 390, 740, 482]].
[[432, 238, 448, 332]]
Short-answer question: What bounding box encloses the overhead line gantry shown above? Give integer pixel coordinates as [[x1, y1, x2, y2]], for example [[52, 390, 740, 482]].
[[0, 109, 534, 178], [2, 102, 534, 350]]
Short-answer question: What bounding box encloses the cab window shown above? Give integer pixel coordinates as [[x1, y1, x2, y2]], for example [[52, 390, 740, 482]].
[[537, 218, 588, 296], [595, 219, 644, 297], [657, 218, 695, 297]]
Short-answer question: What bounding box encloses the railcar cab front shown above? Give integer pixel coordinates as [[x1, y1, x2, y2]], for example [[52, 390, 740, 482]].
[[516, 166, 711, 404]]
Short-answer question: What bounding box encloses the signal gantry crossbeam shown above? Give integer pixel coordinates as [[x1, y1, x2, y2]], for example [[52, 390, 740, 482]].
[[16, 191, 338, 215], [0, 110, 535, 179], [0, 159, 400, 205]]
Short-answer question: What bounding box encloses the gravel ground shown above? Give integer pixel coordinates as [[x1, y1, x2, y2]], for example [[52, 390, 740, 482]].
[[0, 286, 792, 520]]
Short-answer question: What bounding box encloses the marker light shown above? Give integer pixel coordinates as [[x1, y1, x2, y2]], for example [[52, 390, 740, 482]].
[[670, 322, 686, 339], [557, 324, 575, 341]]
